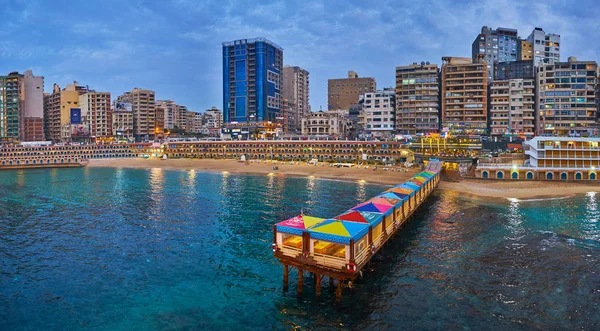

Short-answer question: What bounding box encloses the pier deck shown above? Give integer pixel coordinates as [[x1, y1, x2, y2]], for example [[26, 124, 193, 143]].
[[272, 161, 442, 298]]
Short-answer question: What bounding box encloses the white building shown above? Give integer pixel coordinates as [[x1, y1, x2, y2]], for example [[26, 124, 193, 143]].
[[22, 70, 44, 141], [359, 88, 396, 137], [527, 27, 560, 66], [301, 110, 348, 137]]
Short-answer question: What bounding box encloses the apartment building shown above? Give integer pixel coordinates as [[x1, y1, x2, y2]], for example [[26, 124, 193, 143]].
[[537, 57, 598, 136], [328, 70, 376, 110], [112, 102, 134, 141], [359, 88, 396, 138], [155, 103, 165, 138], [43, 82, 89, 142], [117, 88, 156, 141], [441, 56, 488, 134], [494, 60, 535, 80], [527, 27, 560, 66], [518, 40, 533, 61], [283, 66, 310, 132], [301, 110, 348, 137], [472, 26, 519, 79], [489, 79, 536, 137], [80, 92, 111, 139], [395, 62, 440, 134], [21, 70, 44, 141]]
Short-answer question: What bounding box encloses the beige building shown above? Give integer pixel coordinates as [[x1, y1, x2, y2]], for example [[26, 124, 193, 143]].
[[537, 57, 598, 136], [157, 100, 177, 129], [112, 104, 134, 140], [441, 56, 488, 134], [519, 40, 533, 60], [489, 79, 535, 137], [44, 82, 89, 142], [301, 110, 348, 137], [80, 92, 111, 139], [283, 66, 310, 132], [359, 89, 396, 138], [328, 71, 376, 111], [117, 88, 156, 140], [395, 62, 440, 134]]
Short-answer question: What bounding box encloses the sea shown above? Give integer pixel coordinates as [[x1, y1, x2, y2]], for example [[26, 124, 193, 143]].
[[0, 167, 599, 330]]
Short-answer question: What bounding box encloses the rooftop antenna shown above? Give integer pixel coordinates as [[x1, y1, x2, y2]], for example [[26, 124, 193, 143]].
[[301, 208, 304, 216]]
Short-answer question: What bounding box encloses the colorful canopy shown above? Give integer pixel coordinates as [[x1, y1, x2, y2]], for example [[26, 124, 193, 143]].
[[276, 215, 325, 235], [335, 210, 384, 226], [381, 191, 410, 200], [375, 193, 403, 205], [308, 219, 370, 244], [352, 201, 393, 216], [368, 197, 394, 207], [389, 187, 415, 196], [399, 182, 420, 190]]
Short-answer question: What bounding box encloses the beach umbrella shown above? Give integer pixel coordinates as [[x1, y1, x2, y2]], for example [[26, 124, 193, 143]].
[[308, 219, 370, 244], [275, 215, 325, 235]]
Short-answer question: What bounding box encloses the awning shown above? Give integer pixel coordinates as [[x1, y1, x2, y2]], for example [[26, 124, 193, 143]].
[[275, 215, 325, 235], [308, 219, 370, 244]]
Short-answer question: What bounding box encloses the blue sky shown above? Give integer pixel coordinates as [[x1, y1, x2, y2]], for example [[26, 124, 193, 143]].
[[2, 0, 599, 113]]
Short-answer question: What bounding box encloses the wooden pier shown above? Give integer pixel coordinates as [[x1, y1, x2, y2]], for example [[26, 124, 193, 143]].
[[272, 161, 442, 299]]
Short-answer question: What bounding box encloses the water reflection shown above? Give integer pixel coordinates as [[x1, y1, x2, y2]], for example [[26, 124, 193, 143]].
[[583, 192, 599, 241], [356, 180, 367, 203], [149, 168, 164, 212], [112, 168, 125, 205], [505, 198, 525, 242]]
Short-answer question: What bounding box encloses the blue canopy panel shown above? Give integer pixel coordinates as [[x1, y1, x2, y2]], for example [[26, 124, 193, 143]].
[[275, 225, 304, 236]]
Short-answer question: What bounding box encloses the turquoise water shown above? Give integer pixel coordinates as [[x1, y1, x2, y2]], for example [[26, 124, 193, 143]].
[[1, 168, 599, 330]]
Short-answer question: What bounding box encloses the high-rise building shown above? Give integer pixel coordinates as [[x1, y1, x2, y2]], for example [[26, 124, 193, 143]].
[[518, 40, 533, 61], [177, 105, 190, 131], [80, 92, 111, 139], [222, 38, 283, 124], [494, 60, 535, 80], [155, 103, 165, 138], [527, 27, 560, 66], [0, 72, 22, 141], [395, 62, 440, 134], [117, 88, 156, 141], [328, 71, 376, 110], [441, 56, 488, 134], [22, 70, 44, 141], [43, 82, 88, 142], [536, 57, 598, 136], [282, 66, 309, 132], [472, 26, 518, 80], [112, 103, 133, 141], [489, 79, 536, 137], [359, 88, 396, 138], [157, 100, 177, 130]]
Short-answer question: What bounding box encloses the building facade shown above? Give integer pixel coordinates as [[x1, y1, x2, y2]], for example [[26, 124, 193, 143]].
[[395, 62, 440, 134], [112, 103, 134, 141], [328, 71, 376, 111], [527, 27, 560, 66], [222, 38, 283, 124], [441, 56, 488, 134], [359, 88, 396, 138], [493, 60, 535, 80], [117, 88, 156, 141], [472, 26, 518, 79], [44, 82, 88, 142], [518, 40, 533, 61], [80, 92, 111, 139], [489, 79, 536, 137], [536, 57, 598, 136], [0, 73, 22, 141], [301, 110, 348, 137], [282, 66, 310, 132], [155, 103, 165, 138], [22, 70, 44, 141]]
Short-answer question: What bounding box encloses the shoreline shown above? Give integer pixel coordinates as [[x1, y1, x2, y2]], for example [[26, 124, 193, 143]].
[[87, 158, 600, 199]]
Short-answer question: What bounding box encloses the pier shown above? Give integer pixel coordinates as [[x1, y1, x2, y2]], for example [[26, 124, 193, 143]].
[[272, 161, 442, 299]]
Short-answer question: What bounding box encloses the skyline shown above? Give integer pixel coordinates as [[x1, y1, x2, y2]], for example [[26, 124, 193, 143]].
[[2, 0, 599, 113]]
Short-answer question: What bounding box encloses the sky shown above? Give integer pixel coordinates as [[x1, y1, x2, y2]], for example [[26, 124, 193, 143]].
[[2, 0, 599, 113]]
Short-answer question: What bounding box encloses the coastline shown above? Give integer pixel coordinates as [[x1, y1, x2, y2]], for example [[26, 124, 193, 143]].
[[88, 158, 600, 199]]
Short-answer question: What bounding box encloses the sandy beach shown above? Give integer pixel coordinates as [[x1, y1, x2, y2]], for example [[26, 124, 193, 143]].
[[88, 158, 600, 199]]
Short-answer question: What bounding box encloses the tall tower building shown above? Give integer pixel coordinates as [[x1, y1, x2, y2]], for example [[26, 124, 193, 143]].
[[472, 26, 518, 80], [22, 70, 44, 141], [80, 91, 111, 139], [328, 71, 376, 110], [117, 88, 156, 141], [222, 38, 283, 124], [527, 27, 560, 66], [536, 57, 597, 136], [395, 62, 440, 134], [489, 79, 536, 137], [441, 56, 488, 134], [0, 72, 22, 141], [283, 66, 310, 132]]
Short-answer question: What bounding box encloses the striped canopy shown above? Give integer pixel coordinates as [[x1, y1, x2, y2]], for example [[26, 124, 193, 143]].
[[276, 215, 325, 235], [308, 219, 370, 244]]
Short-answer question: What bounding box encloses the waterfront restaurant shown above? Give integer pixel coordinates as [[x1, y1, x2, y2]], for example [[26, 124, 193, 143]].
[[476, 136, 600, 180], [272, 167, 441, 298]]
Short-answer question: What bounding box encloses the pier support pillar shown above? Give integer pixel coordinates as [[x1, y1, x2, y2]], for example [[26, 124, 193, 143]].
[[315, 274, 322, 296], [283, 264, 289, 292], [329, 276, 334, 288], [336, 279, 343, 299], [298, 269, 303, 295]]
